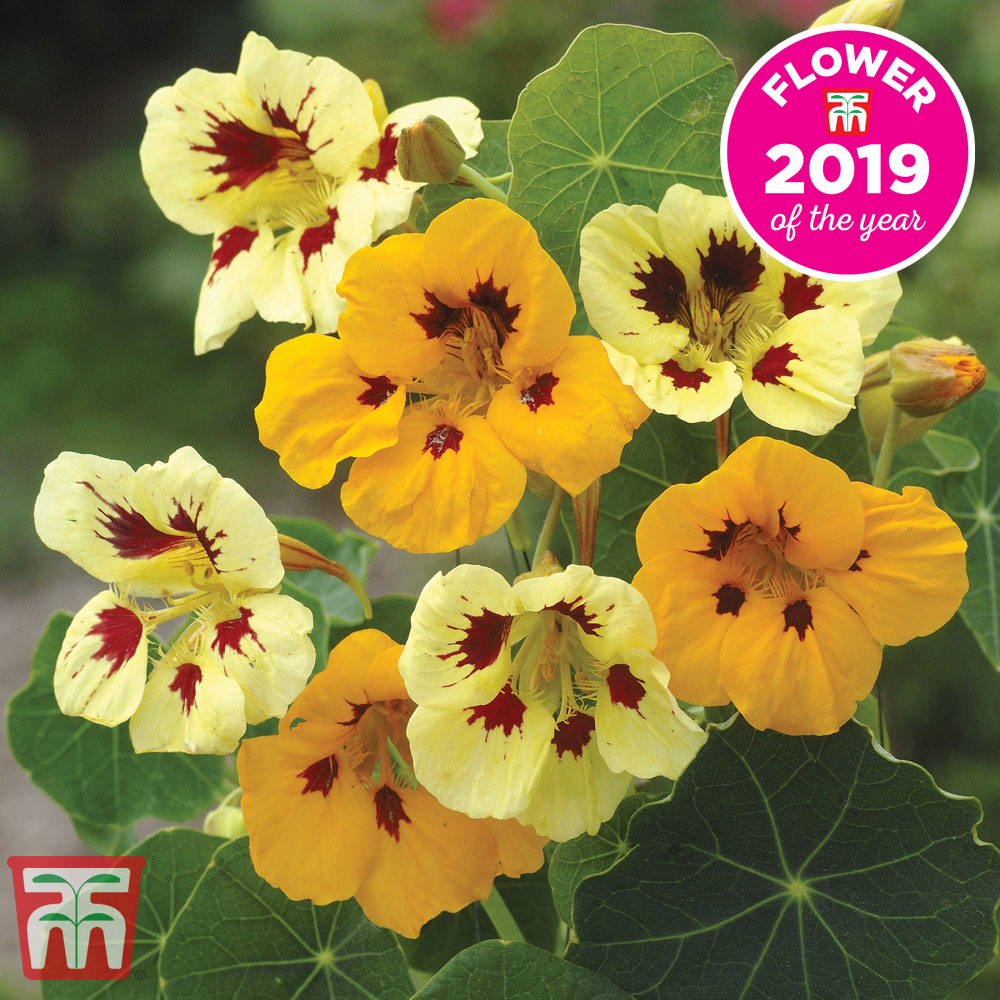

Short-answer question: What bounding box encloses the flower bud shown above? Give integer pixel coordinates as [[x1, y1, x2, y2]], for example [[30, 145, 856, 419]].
[[810, 0, 904, 28], [889, 337, 987, 418], [203, 803, 248, 839], [396, 115, 466, 184]]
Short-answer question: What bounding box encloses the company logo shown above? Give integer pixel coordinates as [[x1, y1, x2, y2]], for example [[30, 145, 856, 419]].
[[7, 856, 145, 981], [824, 89, 872, 134]]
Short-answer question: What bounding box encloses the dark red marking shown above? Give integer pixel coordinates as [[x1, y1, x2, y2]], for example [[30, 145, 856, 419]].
[[208, 226, 257, 284], [699, 230, 764, 300], [440, 608, 513, 674], [298, 754, 339, 797], [168, 502, 226, 567], [690, 518, 742, 560], [466, 683, 527, 737], [468, 274, 520, 342], [713, 584, 746, 617], [88, 605, 144, 676], [848, 549, 871, 572], [374, 785, 412, 840], [552, 712, 596, 759], [169, 663, 202, 715], [357, 375, 397, 409], [752, 343, 800, 386], [359, 129, 400, 184], [423, 424, 463, 459], [299, 208, 339, 270], [262, 87, 316, 141], [412, 291, 463, 340], [778, 504, 802, 539], [606, 663, 646, 712], [546, 596, 601, 636], [80, 481, 188, 561], [780, 273, 824, 320], [519, 372, 559, 412], [343, 701, 370, 726], [211, 607, 260, 658], [783, 599, 814, 641], [661, 359, 710, 391], [631, 254, 688, 325]]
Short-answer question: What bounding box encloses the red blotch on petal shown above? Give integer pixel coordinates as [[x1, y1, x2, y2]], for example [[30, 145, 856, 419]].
[[299, 208, 339, 271], [519, 372, 559, 412], [849, 549, 871, 572], [357, 375, 397, 409], [168, 501, 226, 567], [359, 129, 400, 184], [81, 481, 189, 561], [374, 785, 412, 840], [423, 423, 463, 459], [552, 711, 596, 759], [752, 343, 800, 386], [298, 754, 339, 797], [606, 663, 646, 713], [661, 358, 710, 391], [713, 584, 746, 617], [211, 606, 260, 658], [208, 226, 258, 284], [783, 598, 814, 641], [412, 291, 463, 340], [466, 682, 527, 737], [632, 254, 688, 325], [169, 662, 202, 715], [690, 518, 743, 561], [778, 504, 802, 539], [468, 274, 520, 342], [89, 605, 144, 676], [699, 230, 764, 299], [440, 608, 513, 674], [780, 273, 824, 320], [546, 596, 601, 636]]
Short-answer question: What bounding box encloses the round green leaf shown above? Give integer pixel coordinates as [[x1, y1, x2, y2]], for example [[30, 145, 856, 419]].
[[568, 717, 1000, 999], [508, 24, 736, 286], [160, 838, 411, 999], [414, 940, 631, 999], [7, 615, 226, 851]]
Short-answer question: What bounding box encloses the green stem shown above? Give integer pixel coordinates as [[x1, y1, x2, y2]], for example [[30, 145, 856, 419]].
[[505, 509, 532, 569], [872, 403, 902, 488], [533, 486, 565, 568], [486, 171, 512, 184], [481, 885, 525, 943], [456, 163, 508, 202]]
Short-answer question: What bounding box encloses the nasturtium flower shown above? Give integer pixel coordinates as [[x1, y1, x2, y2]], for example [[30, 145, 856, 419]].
[[256, 198, 649, 553], [140, 32, 482, 352], [398, 563, 706, 841], [238, 629, 546, 937], [632, 437, 968, 736], [579, 183, 902, 434], [34, 447, 314, 751]]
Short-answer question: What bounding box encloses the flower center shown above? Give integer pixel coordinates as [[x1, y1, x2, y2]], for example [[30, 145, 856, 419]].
[[727, 522, 818, 599]]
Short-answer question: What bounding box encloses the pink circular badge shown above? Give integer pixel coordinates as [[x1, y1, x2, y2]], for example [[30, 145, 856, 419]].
[[722, 25, 974, 280]]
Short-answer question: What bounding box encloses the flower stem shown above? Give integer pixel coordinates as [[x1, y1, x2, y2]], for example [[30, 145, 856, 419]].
[[481, 885, 525, 943], [872, 403, 902, 489], [715, 410, 731, 467], [456, 163, 508, 202], [486, 171, 512, 184], [505, 510, 532, 574], [533, 486, 565, 569]]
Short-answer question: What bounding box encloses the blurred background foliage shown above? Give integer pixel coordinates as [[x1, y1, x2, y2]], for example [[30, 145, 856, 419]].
[[2, 0, 999, 996]]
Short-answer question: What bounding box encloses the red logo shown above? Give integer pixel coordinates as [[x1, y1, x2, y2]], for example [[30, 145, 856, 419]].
[[823, 89, 872, 135], [7, 856, 145, 980]]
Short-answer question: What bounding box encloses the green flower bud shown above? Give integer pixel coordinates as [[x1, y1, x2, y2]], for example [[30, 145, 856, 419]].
[[889, 337, 987, 418], [203, 803, 248, 839], [810, 0, 904, 28], [396, 115, 466, 185]]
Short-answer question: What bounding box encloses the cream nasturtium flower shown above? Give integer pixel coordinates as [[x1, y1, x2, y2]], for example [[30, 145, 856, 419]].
[[140, 32, 482, 353], [34, 447, 314, 753], [579, 183, 902, 434], [398, 563, 706, 841]]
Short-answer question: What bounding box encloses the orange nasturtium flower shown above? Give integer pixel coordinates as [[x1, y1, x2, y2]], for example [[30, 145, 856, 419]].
[[256, 198, 649, 553], [633, 437, 968, 735], [140, 32, 482, 352], [33, 448, 314, 753], [238, 630, 546, 937]]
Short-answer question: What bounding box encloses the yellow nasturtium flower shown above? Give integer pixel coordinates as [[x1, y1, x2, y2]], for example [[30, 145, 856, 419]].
[[34, 447, 314, 753], [579, 183, 901, 433], [256, 198, 649, 553], [633, 437, 968, 735], [239, 630, 546, 937], [140, 32, 482, 352], [397, 564, 706, 840]]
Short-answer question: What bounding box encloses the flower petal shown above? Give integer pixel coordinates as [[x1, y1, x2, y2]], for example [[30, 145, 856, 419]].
[[825, 483, 968, 646], [256, 333, 405, 489], [342, 408, 526, 553]]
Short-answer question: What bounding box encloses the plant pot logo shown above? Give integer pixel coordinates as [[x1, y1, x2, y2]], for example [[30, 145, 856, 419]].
[[824, 89, 872, 134], [7, 856, 145, 981]]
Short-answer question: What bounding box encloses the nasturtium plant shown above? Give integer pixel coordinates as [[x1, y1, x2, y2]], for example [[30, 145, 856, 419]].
[[9, 5, 1000, 999]]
